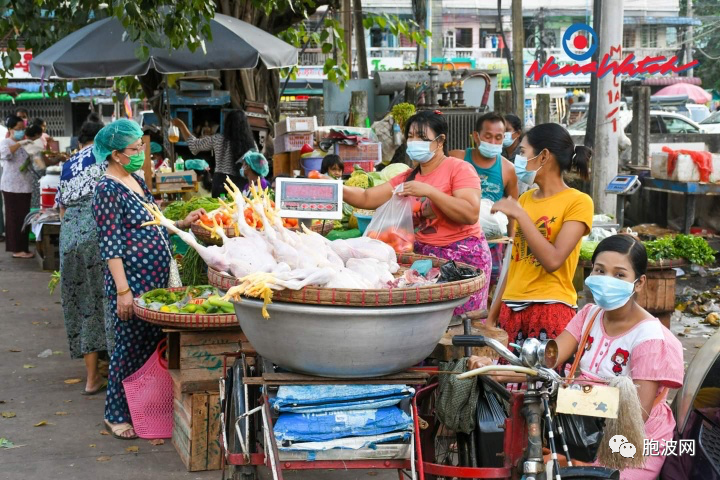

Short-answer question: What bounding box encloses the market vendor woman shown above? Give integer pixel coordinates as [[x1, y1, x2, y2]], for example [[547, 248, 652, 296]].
[[92, 119, 204, 440], [343, 110, 491, 313], [489, 122, 593, 349]]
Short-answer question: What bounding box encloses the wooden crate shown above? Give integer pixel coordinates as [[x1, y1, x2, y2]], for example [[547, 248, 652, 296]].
[[172, 391, 222, 471], [636, 268, 677, 313], [36, 223, 60, 271], [167, 329, 248, 393]]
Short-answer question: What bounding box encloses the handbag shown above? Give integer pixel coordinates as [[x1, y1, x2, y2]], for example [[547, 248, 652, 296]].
[[104, 174, 182, 288], [554, 306, 605, 463]]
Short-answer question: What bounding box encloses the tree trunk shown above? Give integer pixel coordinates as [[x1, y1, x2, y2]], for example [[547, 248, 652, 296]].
[[354, 0, 369, 79]]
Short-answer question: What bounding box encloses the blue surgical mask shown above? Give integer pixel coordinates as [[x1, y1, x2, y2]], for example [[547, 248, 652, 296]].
[[477, 141, 502, 159], [585, 275, 637, 311], [13, 130, 25, 141], [406, 141, 437, 164], [514, 153, 543, 185], [503, 132, 514, 148]]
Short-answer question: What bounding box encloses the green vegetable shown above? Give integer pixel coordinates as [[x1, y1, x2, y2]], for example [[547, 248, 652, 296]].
[[208, 295, 233, 309], [644, 236, 677, 263], [644, 234, 715, 265], [344, 165, 373, 189], [391, 103, 416, 131], [163, 201, 187, 221], [380, 163, 410, 182], [368, 172, 385, 186], [579, 241, 599, 261], [180, 196, 220, 219], [180, 248, 208, 286], [142, 288, 178, 305]]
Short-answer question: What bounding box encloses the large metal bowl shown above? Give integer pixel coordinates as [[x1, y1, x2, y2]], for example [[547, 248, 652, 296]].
[[233, 297, 465, 378]]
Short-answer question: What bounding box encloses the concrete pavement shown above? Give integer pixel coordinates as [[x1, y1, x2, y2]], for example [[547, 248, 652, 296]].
[[0, 252, 395, 480]]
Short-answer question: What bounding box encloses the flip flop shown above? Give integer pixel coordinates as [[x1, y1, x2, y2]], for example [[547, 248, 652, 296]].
[[12, 252, 35, 259], [104, 420, 138, 440], [82, 380, 107, 396]]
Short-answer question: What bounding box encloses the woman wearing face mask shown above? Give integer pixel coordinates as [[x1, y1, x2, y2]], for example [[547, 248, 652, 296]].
[[501, 114, 523, 163], [0, 115, 36, 258], [343, 110, 491, 313], [469, 234, 683, 478], [488, 123, 594, 348], [240, 150, 269, 194], [91, 120, 204, 440]]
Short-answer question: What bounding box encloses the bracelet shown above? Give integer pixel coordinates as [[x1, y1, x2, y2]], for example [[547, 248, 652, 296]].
[[117, 286, 132, 296], [174, 220, 184, 230]]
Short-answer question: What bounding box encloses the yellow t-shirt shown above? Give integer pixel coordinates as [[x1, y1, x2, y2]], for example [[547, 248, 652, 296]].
[[502, 188, 593, 306]]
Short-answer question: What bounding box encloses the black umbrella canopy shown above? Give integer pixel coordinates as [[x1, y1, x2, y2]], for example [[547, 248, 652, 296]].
[[30, 13, 297, 79]]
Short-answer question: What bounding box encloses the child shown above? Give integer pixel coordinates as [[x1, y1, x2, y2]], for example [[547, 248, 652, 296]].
[[320, 154, 344, 179], [469, 234, 684, 479]]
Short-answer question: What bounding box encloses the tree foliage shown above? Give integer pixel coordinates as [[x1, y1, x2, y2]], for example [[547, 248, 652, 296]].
[[681, 0, 720, 91], [0, 0, 429, 115]]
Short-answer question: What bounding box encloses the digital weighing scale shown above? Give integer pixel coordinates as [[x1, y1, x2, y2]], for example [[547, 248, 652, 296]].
[[275, 177, 344, 220], [605, 175, 641, 227], [605, 175, 641, 195]]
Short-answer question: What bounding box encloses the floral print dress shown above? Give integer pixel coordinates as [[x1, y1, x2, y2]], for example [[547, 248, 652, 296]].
[[93, 174, 171, 424], [57, 147, 111, 358]]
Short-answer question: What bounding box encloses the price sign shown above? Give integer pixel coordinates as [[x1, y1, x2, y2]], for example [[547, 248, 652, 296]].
[[275, 178, 343, 220]]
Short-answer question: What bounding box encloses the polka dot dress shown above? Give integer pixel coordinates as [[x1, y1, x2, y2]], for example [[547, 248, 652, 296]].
[[92, 174, 170, 424]]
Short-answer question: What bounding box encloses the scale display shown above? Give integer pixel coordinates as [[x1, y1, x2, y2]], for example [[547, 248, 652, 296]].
[[276, 178, 343, 220], [605, 175, 641, 195]]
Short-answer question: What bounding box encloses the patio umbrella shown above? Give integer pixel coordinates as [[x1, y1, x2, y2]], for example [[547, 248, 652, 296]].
[[29, 13, 297, 79], [655, 82, 712, 105]]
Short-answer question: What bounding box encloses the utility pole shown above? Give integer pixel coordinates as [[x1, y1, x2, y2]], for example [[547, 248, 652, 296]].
[[431, 0, 443, 60], [591, 0, 624, 215], [342, 0, 353, 71], [354, 0, 369, 79], [511, 0, 525, 120], [425, 0, 432, 63], [685, 0, 694, 77]]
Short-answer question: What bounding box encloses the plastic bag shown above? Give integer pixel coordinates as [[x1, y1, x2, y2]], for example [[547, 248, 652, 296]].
[[479, 199, 508, 240], [553, 413, 605, 463], [438, 261, 479, 283], [363, 185, 415, 254]]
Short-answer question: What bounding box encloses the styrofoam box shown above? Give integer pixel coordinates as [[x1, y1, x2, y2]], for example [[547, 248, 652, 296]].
[[274, 117, 318, 137], [711, 154, 720, 183], [650, 152, 669, 180], [674, 154, 701, 182]]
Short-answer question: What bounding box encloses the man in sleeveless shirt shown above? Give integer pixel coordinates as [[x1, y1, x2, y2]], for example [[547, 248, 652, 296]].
[[450, 112, 518, 296]]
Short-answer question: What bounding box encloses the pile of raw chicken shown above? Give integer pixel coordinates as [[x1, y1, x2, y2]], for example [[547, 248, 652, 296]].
[[143, 180, 404, 318]]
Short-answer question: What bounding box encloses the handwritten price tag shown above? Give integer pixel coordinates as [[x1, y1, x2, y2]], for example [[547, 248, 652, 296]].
[[556, 383, 619, 419]]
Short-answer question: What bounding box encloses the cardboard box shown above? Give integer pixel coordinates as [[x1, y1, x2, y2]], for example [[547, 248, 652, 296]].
[[274, 132, 314, 154], [275, 116, 318, 136], [155, 171, 197, 191], [272, 151, 303, 176]]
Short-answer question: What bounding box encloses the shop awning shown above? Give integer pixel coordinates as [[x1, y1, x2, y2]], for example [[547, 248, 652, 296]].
[[0, 92, 67, 102], [642, 76, 702, 86], [624, 16, 702, 26]]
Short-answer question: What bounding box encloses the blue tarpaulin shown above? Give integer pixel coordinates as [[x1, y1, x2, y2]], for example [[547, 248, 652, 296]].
[[270, 385, 414, 414], [273, 406, 412, 443]]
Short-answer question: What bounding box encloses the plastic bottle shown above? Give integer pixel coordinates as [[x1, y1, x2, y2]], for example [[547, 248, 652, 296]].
[[175, 156, 185, 171]]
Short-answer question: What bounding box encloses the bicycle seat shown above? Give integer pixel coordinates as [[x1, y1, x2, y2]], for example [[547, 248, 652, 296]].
[[558, 466, 620, 479]]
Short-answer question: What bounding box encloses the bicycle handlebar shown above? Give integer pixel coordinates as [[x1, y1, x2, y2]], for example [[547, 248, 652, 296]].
[[458, 364, 539, 380], [452, 335, 524, 367]]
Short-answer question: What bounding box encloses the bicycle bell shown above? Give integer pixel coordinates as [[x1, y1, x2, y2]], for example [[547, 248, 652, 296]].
[[520, 338, 559, 369]]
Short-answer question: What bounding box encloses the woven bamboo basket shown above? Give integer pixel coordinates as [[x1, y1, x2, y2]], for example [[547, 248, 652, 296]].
[[190, 221, 335, 246], [133, 287, 238, 329], [208, 253, 485, 307]]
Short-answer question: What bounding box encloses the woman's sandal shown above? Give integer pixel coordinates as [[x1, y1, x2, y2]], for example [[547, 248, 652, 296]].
[[82, 380, 107, 396], [104, 420, 138, 440], [12, 252, 35, 259]]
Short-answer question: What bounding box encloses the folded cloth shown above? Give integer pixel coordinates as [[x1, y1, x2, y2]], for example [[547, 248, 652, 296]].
[[437, 357, 479, 434], [278, 431, 411, 451], [273, 406, 412, 443], [270, 384, 414, 413]]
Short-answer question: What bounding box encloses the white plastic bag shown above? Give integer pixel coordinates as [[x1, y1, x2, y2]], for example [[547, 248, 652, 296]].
[[363, 185, 415, 254], [479, 199, 508, 240]]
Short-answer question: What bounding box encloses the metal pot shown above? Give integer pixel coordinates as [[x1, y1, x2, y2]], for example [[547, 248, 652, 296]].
[[233, 297, 466, 378]]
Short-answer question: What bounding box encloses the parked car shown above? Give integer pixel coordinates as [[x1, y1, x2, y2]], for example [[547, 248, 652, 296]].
[[567, 110, 705, 136], [699, 110, 720, 134]]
